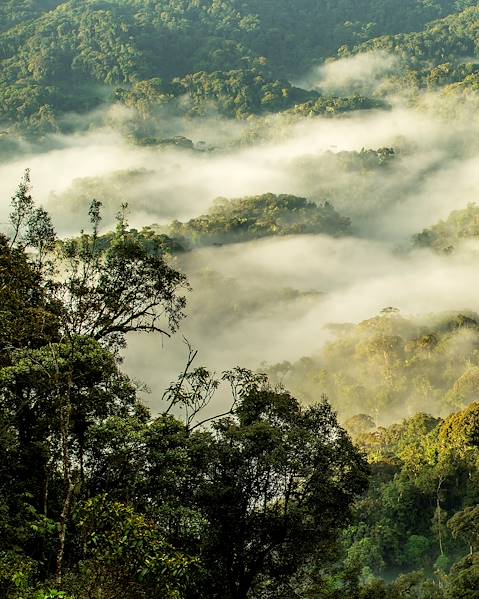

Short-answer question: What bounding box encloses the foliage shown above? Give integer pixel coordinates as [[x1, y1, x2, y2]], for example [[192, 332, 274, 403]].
[[413, 203, 479, 253], [312, 403, 479, 597], [55, 200, 188, 350], [267, 309, 479, 422], [60, 192, 352, 257], [70, 495, 198, 599], [162, 193, 351, 248], [187, 372, 369, 598], [115, 69, 316, 120], [4, 2, 479, 596], [346, 5, 479, 99], [286, 95, 387, 118], [0, 0, 468, 135], [0, 175, 368, 599]]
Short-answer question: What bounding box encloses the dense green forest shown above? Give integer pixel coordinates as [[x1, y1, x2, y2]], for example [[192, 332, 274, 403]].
[[161, 194, 352, 247], [0, 180, 369, 598], [347, 4, 479, 96], [3, 1, 479, 598], [0, 0, 472, 137]]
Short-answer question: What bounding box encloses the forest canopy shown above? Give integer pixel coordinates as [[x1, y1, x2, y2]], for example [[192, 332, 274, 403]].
[[3, 1, 479, 598], [0, 183, 368, 597], [0, 0, 473, 136], [413, 203, 479, 253], [267, 309, 479, 423], [161, 194, 352, 248]]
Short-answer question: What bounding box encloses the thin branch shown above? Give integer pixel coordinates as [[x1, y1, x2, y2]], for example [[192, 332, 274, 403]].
[[163, 338, 198, 416], [189, 399, 238, 432]]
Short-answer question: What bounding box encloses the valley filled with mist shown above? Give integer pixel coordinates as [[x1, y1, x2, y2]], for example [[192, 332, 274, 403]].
[[3, 2, 479, 598]]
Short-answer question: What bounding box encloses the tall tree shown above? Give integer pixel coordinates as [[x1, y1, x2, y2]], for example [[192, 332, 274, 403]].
[[186, 370, 369, 599]]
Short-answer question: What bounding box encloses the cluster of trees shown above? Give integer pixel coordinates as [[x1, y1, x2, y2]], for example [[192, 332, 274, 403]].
[[0, 0, 470, 136], [57, 193, 352, 255], [352, 6, 479, 67], [159, 194, 352, 248], [115, 70, 315, 121], [347, 4, 479, 97], [238, 0, 460, 70], [0, 175, 369, 598], [42, 145, 401, 242], [268, 308, 479, 423], [286, 95, 386, 118], [287, 403, 479, 598], [413, 202, 479, 253], [331, 403, 479, 597], [0, 0, 63, 33]]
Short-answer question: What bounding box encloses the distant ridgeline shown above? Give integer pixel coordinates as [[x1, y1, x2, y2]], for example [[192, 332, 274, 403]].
[[347, 6, 479, 95], [413, 203, 479, 253], [63, 194, 352, 254], [267, 308, 479, 423], [0, 0, 470, 138]]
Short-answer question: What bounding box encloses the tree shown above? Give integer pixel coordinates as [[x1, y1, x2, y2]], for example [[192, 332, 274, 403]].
[[71, 495, 199, 599], [76, 368, 369, 598], [185, 370, 369, 599], [8, 170, 56, 267], [345, 414, 376, 438], [0, 234, 59, 363], [0, 176, 190, 584], [56, 201, 189, 351], [448, 506, 479, 555], [446, 553, 479, 599], [0, 337, 141, 578]]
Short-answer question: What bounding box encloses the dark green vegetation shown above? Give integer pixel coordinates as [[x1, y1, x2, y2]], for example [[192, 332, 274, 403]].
[[324, 404, 479, 598], [0, 0, 469, 137], [59, 193, 351, 254], [162, 194, 352, 248], [0, 178, 369, 598], [4, 1, 479, 597], [116, 70, 315, 121], [285, 95, 387, 117], [347, 4, 479, 96], [413, 203, 479, 253]]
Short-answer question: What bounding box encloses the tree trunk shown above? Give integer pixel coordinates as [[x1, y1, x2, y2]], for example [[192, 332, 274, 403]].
[[55, 394, 74, 583], [55, 352, 75, 584], [436, 476, 445, 556]]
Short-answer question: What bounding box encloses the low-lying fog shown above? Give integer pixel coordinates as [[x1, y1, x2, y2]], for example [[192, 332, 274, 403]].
[[2, 52, 479, 418], [127, 236, 479, 413]]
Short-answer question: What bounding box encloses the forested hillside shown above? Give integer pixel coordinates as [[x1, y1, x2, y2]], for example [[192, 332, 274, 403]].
[[0, 0, 470, 135], [413, 203, 479, 252], [347, 4, 479, 95], [4, 1, 479, 598], [268, 309, 479, 422]]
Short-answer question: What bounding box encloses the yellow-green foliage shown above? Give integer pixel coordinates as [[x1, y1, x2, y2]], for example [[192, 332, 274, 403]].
[[340, 402, 479, 583], [268, 309, 479, 423], [413, 203, 479, 253]]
